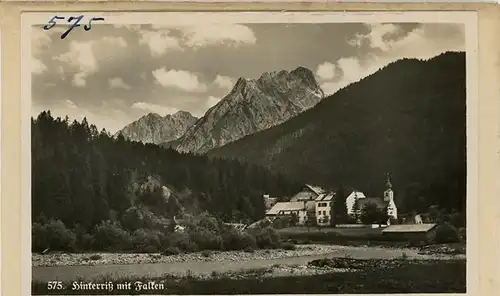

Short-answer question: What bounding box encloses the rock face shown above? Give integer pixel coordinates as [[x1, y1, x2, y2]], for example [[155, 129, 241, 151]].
[[116, 111, 197, 145], [173, 66, 325, 153]]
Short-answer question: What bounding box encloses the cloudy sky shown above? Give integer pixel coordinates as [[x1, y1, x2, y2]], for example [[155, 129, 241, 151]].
[[32, 22, 464, 133]]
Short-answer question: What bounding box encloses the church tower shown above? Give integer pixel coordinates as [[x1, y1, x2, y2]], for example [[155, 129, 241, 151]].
[[383, 173, 394, 201], [383, 173, 398, 220]]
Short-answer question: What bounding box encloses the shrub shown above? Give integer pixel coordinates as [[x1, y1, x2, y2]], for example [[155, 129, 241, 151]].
[[80, 233, 95, 251], [162, 246, 181, 256], [93, 220, 132, 251], [121, 207, 145, 231], [433, 223, 461, 244], [131, 228, 162, 253], [251, 227, 281, 249], [243, 246, 255, 253], [280, 242, 296, 250], [32, 219, 76, 252], [171, 232, 199, 252], [222, 229, 257, 251], [190, 229, 224, 250], [89, 254, 102, 260]]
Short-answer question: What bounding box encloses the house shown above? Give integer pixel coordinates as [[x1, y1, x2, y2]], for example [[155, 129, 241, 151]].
[[265, 201, 307, 225], [381, 223, 437, 243], [345, 190, 367, 216], [290, 184, 325, 213], [315, 192, 334, 226], [263, 194, 278, 210]]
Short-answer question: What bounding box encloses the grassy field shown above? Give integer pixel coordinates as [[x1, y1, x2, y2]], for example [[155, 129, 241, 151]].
[[32, 258, 466, 295]]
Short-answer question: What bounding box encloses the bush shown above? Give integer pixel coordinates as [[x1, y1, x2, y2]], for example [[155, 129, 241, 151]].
[[222, 229, 257, 251], [131, 228, 162, 253], [80, 233, 95, 250], [89, 254, 102, 260], [190, 229, 224, 250], [93, 220, 132, 251], [171, 232, 199, 252], [433, 223, 461, 244], [121, 207, 146, 231], [32, 219, 76, 252], [251, 227, 281, 249], [162, 246, 181, 256], [280, 242, 296, 250]]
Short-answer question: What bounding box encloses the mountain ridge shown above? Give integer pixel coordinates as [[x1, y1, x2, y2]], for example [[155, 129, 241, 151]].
[[171, 66, 325, 153], [208, 51, 466, 212], [116, 110, 198, 145]]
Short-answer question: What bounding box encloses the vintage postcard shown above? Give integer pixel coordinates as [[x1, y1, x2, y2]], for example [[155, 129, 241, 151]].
[[22, 10, 479, 295]]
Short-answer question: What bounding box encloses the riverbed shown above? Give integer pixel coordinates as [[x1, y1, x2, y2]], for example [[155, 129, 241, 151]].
[[32, 244, 465, 282]]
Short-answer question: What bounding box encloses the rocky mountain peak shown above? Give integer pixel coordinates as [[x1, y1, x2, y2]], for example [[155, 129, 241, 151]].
[[173, 66, 325, 153], [117, 110, 198, 145]]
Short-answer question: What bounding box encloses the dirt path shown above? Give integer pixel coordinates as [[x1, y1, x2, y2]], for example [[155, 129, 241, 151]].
[[32, 245, 465, 283]]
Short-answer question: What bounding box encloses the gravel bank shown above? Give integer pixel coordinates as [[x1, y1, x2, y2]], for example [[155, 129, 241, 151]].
[[33, 245, 342, 267], [32, 244, 464, 268]]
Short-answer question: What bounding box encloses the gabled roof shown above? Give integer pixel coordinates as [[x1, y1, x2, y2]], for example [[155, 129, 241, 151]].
[[315, 192, 335, 201], [382, 223, 437, 233], [305, 184, 325, 195], [346, 190, 366, 199], [356, 197, 388, 209], [266, 201, 306, 215]]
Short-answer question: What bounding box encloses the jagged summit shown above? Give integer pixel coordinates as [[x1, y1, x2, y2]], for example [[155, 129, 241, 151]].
[[117, 110, 198, 145], [173, 66, 325, 153]]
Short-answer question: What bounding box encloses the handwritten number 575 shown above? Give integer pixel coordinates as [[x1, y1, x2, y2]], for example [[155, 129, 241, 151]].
[[43, 16, 105, 39]]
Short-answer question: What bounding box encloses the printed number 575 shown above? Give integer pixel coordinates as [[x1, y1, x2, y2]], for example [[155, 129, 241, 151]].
[[47, 281, 63, 290]]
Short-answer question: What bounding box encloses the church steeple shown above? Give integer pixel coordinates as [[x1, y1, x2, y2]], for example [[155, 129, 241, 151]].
[[383, 173, 393, 202], [385, 173, 392, 189]]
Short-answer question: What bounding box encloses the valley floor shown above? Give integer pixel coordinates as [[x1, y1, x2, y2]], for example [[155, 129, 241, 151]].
[[32, 254, 466, 295], [32, 244, 465, 283]]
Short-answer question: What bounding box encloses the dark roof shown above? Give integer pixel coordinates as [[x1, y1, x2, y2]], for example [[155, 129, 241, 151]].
[[356, 197, 388, 209]]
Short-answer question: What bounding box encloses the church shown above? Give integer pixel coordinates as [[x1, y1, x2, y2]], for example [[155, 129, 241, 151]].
[[347, 173, 398, 223]]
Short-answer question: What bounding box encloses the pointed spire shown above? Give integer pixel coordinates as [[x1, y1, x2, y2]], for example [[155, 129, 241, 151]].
[[385, 173, 392, 189]]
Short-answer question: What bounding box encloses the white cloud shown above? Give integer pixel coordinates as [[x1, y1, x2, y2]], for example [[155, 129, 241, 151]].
[[102, 36, 127, 48], [152, 68, 207, 92], [320, 24, 464, 95], [55, 41, 97, 73], [181, 24, 256, 48], [351, 23, 402, 51], [72, 72, 88, 87], [139, 30, 182, 57], [108, 77, 131, 90], [32, 58, 47, 75], [131, 101, 179, 116], [64, 99, 78, 109], [206, 96, 221, 108], [213, 75, 234, 89], [315, 62, 336, 80]]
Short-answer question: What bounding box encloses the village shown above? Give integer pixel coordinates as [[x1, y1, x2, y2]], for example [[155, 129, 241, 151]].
[[250, 174, 442, 244]]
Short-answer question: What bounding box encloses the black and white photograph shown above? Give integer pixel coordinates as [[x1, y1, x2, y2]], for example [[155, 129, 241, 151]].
[[25, 11, 477, 295]]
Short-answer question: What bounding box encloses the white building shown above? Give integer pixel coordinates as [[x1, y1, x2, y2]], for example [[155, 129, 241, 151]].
[[345, 190, 367, 216], [315, 192, 334, 226]]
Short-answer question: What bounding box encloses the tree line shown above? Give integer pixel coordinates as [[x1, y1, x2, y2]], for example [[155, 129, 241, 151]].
[[32, 111, 302, 234]]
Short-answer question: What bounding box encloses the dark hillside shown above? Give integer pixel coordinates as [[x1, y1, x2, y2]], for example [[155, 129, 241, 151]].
[[31, 112, 302, 230], [209, 52, 466, 212]]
